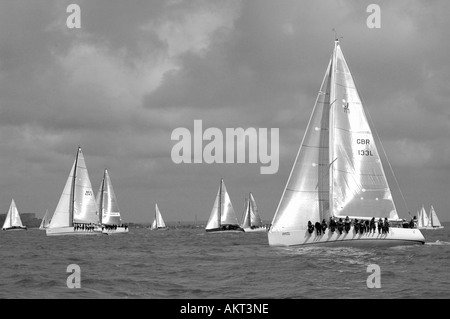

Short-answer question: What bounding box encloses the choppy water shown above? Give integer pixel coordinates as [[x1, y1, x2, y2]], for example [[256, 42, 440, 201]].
[[0, 224, 449, 300]]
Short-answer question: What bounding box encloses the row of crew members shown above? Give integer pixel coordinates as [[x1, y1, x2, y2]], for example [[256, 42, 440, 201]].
[[307, 217, 391, 235]]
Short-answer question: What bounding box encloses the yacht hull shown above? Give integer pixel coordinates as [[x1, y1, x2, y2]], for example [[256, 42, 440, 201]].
[[46, 226, 102, 236], [268, 227, 425, 247]]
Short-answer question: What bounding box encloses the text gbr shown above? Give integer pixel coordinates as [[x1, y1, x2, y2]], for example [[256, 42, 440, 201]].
[[171, 120, 279, 174]]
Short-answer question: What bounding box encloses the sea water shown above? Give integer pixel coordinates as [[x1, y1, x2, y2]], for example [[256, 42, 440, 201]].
[[0, 223, 449, 300]]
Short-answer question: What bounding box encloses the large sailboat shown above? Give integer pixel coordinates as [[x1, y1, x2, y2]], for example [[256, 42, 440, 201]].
[[2, 199, 27, 231], [46, 147, 102, 236], [39, 209, 51, 230], [241, 193, 267, 232], [150, 203, 168, 230], [97, 169, 129, 234], [206, 179, 244, 233], [268, 39, 425, 247]]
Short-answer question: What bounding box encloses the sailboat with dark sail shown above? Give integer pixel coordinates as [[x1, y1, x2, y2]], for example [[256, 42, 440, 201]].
[[46, 147, 102, 236], [206, 179, 244, 233], [268, 39, 425, 247], [97, 169, 128, 234]]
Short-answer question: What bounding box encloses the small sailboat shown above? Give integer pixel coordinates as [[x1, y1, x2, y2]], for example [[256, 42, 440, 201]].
[[268, 39, 425, 247], [241, 193, 267, 232], [150, 203, 168, 230], [97, 169, 129, 234], [39, 209, 51, 230], [428, 205, 444, 229], [2, 199, 27, 231], [205, 179, 244, 233], [46, 147, 102, 236]]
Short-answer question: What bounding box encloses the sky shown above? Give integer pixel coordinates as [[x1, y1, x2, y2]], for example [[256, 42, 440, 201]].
[[0, 0, 449, 224]]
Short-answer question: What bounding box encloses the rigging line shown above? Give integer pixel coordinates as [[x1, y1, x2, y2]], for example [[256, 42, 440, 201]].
[[346, 53, 409, 216]]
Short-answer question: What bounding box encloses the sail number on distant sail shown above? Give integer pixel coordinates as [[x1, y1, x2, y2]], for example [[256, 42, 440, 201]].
[[356, 139, 373, 156]]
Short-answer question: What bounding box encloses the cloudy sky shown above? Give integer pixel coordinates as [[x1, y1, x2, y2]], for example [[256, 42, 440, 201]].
[[0, 0, 449, 224]]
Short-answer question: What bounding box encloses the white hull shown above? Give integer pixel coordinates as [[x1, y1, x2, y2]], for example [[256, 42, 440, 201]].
[[150, 227, 169, 231], [46, 226, 102, 236], [243, 227, 268, 233], [419, 226, 444, 230], [268, 227, 425, 247], [102, 227, 129, 235]]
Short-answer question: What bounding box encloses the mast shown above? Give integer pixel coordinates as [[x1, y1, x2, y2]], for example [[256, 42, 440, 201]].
[[328, 39, 338, 218], [99, 171, 105, 225], [69, 147, 80, 227], [155, 204, 158, 228], [218, 179, 222, 227]]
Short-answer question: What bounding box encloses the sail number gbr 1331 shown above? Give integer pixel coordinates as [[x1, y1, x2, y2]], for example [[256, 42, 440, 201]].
[[356, 139, 373, 156]]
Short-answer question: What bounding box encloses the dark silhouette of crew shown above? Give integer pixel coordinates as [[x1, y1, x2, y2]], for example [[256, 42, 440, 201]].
[[307, 221, 314, 234], [315, 221, 322, 235], [344, 216, 351, 233]]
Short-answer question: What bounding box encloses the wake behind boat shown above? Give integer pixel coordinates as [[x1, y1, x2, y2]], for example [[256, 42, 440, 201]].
[[2, 199, 27, 231], [46, 147, 102, 236], [205, 179, 244, 233], [268, 39, 425, 247], [97, 168, 129, 235]]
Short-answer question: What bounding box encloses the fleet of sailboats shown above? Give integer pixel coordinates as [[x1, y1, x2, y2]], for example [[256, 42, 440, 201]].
[[268, 39, 426, 247], [2, 199, 27, 231], [46, 147, 102, 236], [97, 169, 129, 234], [150, 203, 168, 230], [241, 193, 267, 232], [205, 179, 244, 233], [1, 40, 445, 248], [417, 205, 444, 230]]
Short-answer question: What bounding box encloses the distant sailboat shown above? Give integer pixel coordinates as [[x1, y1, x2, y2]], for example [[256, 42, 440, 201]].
[[241, 193, 267, 232], [96, 169, 129, 234], [46, 147, 102, 236], [428, 205, 444, 229], [151, 203, 168, 230], [268, 39, 425, 247], [39, 209, 51, 230], [2, 199, 27, 231], [206, 179, 244, 233], [417, 205, 430, 229]]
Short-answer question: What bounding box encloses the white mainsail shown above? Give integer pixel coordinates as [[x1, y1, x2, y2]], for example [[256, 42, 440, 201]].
[[2, 199, 25, 229], [47, 147, 99, 229], [151, 203, 167, 229], [206, 179, 240, 230], [97, 169, 122, 226], [268, 39, 425, 247], [429, 205, 443, 228]]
